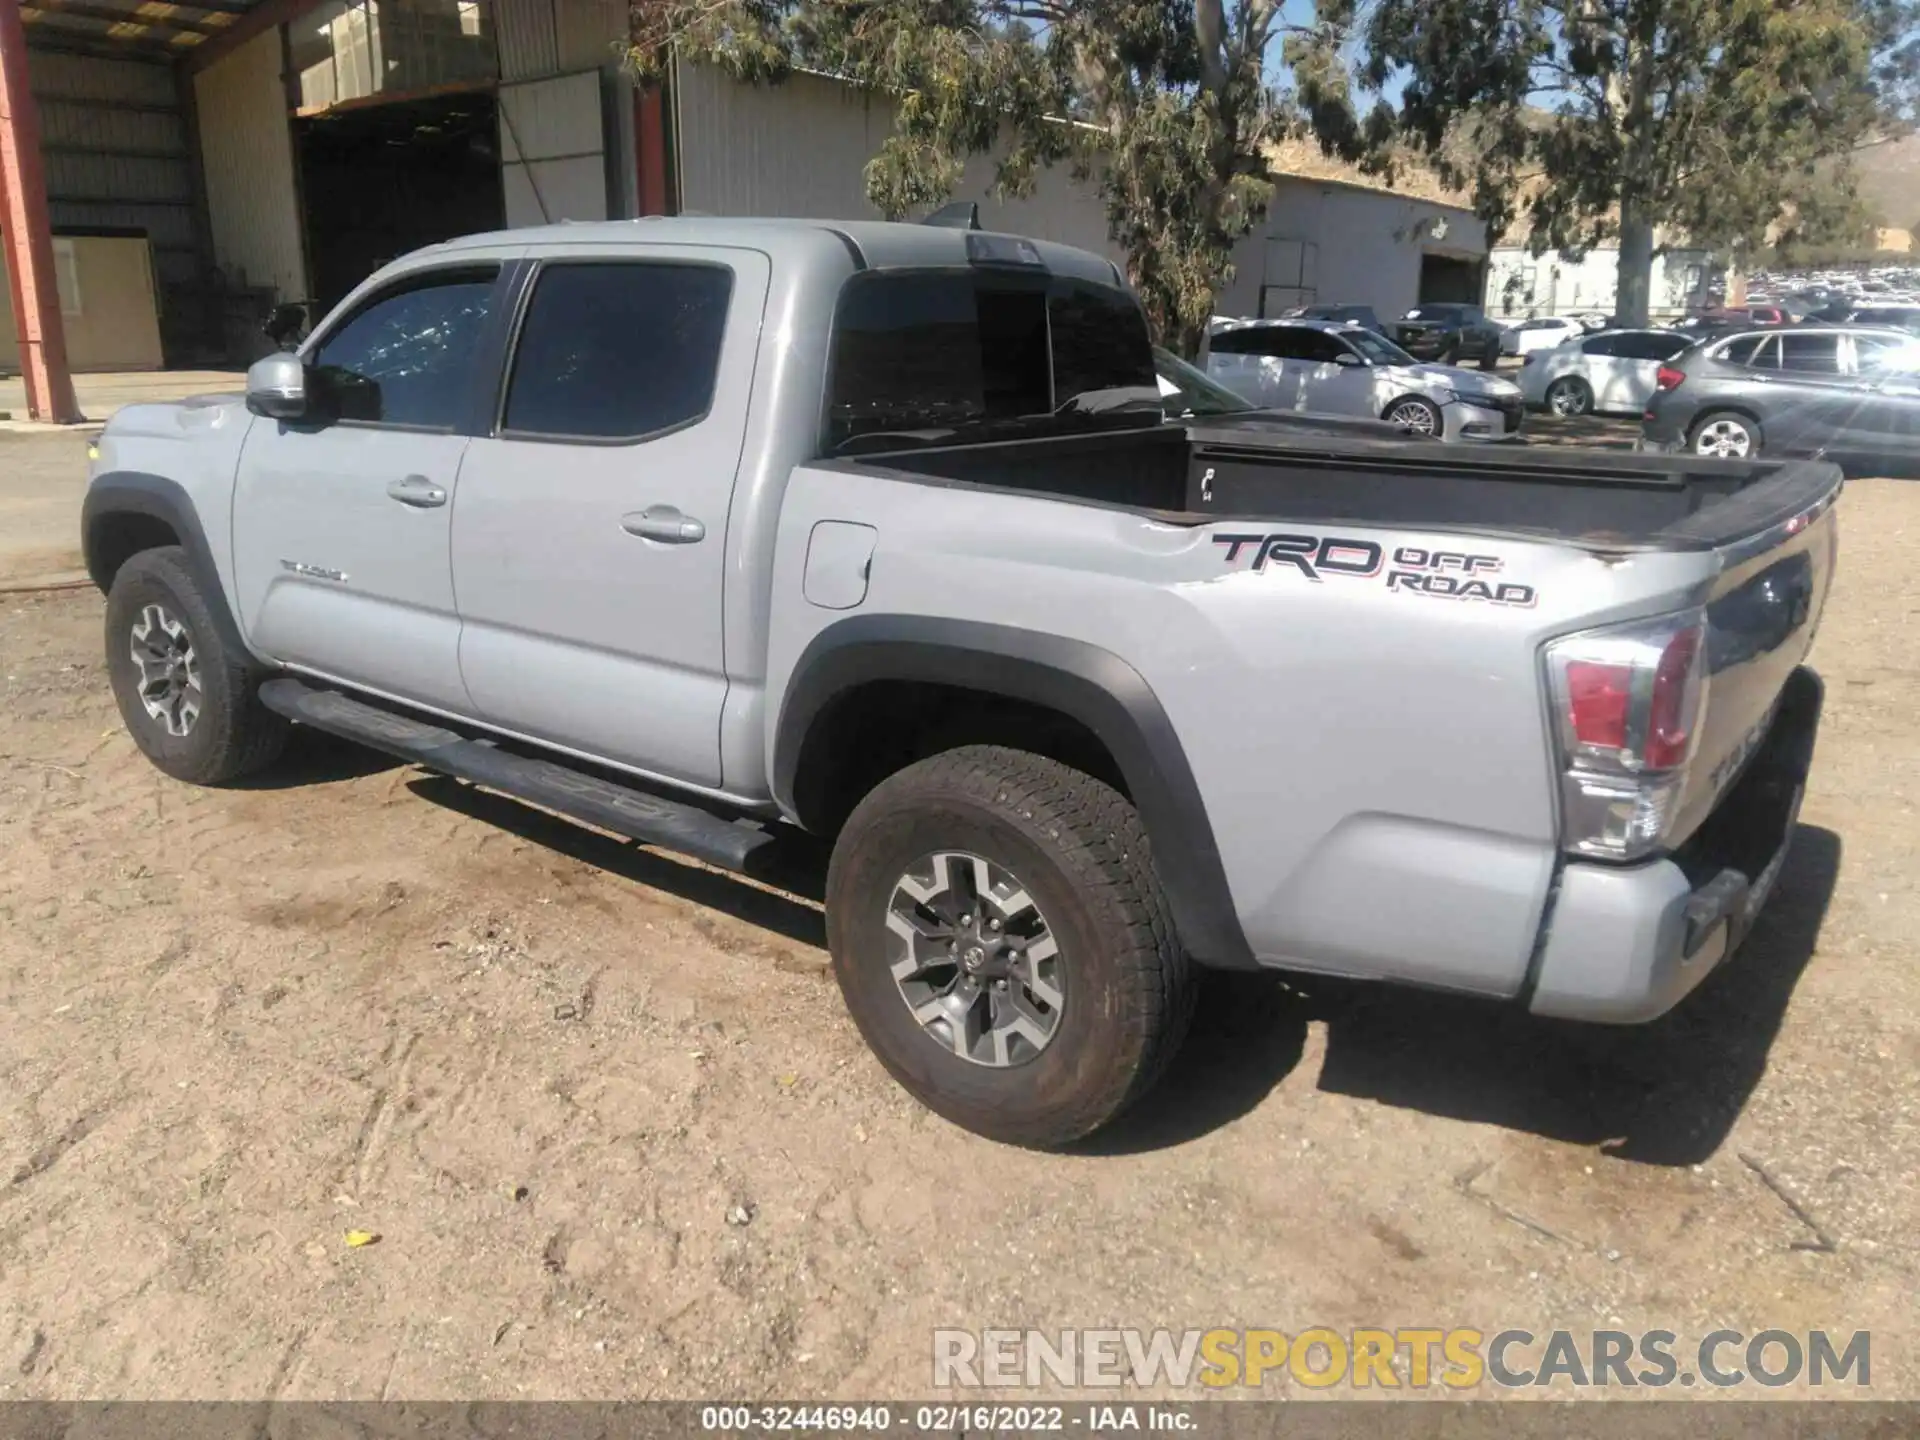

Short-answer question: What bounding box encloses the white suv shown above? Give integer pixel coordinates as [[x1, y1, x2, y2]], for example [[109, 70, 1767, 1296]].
[[1201, 318, 1525, 441]]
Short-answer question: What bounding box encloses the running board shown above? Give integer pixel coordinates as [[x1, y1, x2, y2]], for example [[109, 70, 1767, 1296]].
[[257, 678, 782, 875]]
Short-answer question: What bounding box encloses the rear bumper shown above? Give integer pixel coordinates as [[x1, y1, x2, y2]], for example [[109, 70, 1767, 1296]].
[[1528, 667, 1822, 1022]]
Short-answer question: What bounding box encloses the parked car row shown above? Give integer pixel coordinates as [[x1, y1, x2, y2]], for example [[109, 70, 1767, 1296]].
[[1201, 318, 1524, 441], [1195, 304, 1920, 475]]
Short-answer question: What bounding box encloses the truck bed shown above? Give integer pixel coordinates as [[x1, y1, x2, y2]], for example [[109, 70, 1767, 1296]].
[[847, 418, 1842, 553]]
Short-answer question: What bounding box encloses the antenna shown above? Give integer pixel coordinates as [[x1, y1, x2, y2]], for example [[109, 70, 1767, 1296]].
[[923, 201, 981, 231]]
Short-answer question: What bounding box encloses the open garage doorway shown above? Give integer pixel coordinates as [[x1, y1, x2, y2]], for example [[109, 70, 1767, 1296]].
[[1418, 252, 1486, 305], [295, 91, 505, 314]]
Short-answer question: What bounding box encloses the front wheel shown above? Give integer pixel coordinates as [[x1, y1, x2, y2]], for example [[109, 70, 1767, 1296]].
[[105, 546, 287, 785], [1383, 395, 1443, 436], [825, 746, 1194, 1148], [1690, 411, 1761, 459]]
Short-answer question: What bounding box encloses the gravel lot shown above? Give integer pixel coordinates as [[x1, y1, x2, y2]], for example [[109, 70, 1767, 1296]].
[[1, 430, 1916, 1401]]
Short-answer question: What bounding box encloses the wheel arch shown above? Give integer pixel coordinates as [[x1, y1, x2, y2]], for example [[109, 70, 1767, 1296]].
[[83, 472, 252, 661], [772, 616, 1255, 969], [1688, 404, 1766, 434]]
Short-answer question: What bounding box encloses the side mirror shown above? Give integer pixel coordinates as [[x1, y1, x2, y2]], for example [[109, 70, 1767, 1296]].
[[246, 353, 309, 421], [1332, 351, 1366, 367], [263, 303, 307, 348]]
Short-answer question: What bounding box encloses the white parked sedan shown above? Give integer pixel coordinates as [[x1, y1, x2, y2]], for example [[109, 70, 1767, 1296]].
[[1203, 319, 1526, 441], [1500, 316, 1586, 356], [1518, 328, 1694, 417]]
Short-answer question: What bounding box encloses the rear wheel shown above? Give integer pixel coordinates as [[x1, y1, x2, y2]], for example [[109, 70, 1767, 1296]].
[[825, 745, 1193, 1148], [1545, 376, 1594, 417], [1690, 411, 1761, 459], [1383, 395, 1443, 436], [105, 546, 287, 785]]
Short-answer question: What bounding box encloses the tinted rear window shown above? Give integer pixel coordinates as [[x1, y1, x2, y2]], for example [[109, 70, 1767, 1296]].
[[1777, 332, 1842, 374], [503, 262, 733, 439], [825, 269, 1153, 450]]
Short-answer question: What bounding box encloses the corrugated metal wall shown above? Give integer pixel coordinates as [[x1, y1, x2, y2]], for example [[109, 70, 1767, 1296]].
[[493, 0, 559, 80], [1211, 178, 1490, 321], [672, 64, 1119, 262], [500, 70, 608, 226], [194, 28, 307, 305], [496, 0, 624, 81], [26, 51, 196, 289]]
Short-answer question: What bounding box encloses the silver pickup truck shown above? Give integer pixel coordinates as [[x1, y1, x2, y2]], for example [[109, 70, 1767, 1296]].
[[83, 217, 1837, 1147]]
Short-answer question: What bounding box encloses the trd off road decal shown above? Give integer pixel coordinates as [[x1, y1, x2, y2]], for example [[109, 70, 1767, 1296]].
[[1213, 532, 1538, 608]]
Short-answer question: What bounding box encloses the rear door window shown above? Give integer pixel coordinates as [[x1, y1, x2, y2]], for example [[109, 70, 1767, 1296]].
[[1776, 332, 1843, 375], [502, 261, 734, 441], [1613, 331, 1689, 361]]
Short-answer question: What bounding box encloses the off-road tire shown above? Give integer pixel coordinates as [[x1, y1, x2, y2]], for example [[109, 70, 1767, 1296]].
[[105, 546, 287, 785], [825, 745, 1194, 1148]]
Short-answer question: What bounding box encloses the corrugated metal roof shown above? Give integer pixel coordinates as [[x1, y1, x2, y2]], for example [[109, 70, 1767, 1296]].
[[20, 0, 256, 60]]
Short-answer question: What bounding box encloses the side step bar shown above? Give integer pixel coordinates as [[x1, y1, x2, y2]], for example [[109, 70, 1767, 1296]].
[[258, 678, 783, 876]]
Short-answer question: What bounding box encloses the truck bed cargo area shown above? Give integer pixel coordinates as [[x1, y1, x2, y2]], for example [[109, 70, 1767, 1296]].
[[849, 420, 1841, 552]]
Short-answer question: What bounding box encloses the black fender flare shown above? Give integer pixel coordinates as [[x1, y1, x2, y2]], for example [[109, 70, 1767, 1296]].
[[82, 471, 254, 662], [772, 615, 1256, 969]]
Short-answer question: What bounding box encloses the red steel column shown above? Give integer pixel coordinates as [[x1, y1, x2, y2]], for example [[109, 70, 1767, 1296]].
[[634, 84, 671, 217], [0, 0, 79, 423]]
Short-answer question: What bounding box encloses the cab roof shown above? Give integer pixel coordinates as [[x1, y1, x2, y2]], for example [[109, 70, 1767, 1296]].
[[422, 215, 1127, 288]]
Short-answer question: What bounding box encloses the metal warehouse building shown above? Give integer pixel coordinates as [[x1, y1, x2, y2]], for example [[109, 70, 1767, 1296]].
[[0, 0, 1487, 421]]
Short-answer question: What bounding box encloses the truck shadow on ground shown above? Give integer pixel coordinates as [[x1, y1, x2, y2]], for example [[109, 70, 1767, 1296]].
[[400, 769, 1838, 1167], [1089, 825, 1841, 1165], [407, 775, 831, 950], [233, 727, 406, 789]]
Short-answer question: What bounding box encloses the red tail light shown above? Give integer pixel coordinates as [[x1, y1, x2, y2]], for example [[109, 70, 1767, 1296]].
[[1565, 661, 1633, 753], [1644, 626, 1702, 769], [1655, 365, 1686, 392], [1546, 611, 1709, 861]]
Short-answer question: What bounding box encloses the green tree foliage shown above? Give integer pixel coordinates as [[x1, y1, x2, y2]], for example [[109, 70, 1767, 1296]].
[[628, 2, 1300, 351], [1297, 0, 1919, 325]]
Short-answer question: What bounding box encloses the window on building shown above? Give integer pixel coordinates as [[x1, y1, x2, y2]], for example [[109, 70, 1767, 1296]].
[[502, 262, 734, 440], [52, 239, 81, 317]]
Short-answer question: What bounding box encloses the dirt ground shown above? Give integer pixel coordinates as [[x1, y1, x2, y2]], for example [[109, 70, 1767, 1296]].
[[1, 443, 1917, 1402]]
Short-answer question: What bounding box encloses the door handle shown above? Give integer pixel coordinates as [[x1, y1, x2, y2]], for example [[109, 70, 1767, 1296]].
[[621, 505, 706, 544], [387, 475, 447, 508]]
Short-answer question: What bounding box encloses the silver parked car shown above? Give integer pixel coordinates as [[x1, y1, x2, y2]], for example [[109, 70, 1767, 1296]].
[[1518, 328, 1694, 417], [1202, 318, 1525, 440]]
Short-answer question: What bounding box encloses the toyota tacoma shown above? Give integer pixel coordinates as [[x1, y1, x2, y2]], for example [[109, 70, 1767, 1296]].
[[84, 216, 1836, 1146]]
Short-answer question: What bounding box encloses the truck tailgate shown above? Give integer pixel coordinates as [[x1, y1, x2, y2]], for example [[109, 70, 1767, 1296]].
[[1668, 473, 1839, 848]]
